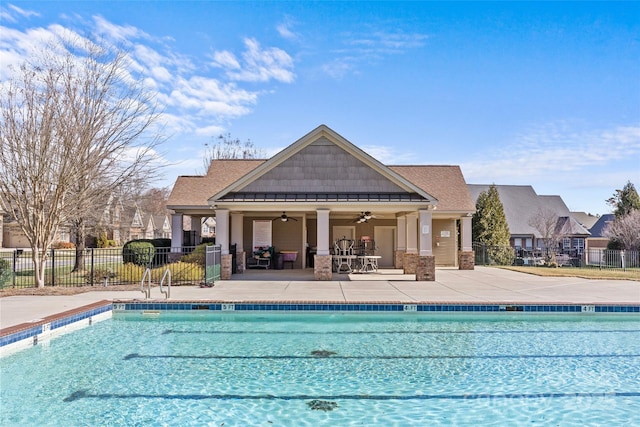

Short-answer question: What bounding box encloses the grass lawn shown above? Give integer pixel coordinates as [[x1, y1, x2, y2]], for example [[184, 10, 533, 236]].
[[500, 266, 640, 281]]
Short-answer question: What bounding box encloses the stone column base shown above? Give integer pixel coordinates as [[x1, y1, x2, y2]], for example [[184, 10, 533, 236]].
[[403, 253, 418, 274], [237, 251, 246, 273], [458, 251, 475, 270], [314, 255, 333, 280], [416, 255, 436, 281], [221, 254, 233, 280], [394, 250, 405, 269]]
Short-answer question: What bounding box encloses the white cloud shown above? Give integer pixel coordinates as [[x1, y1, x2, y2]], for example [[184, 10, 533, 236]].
[[320, 30, 428, 79], [360, 145, 416, 165], [93, 15, 151, 44], [212, 38, 295, 83], [212, 50, 240, 70], [0, 4, 39, 23], [2, 15, 297, 143], [277, 23, 297, 40], [195, 124, 226, 136], [461, 122, 640, 185]]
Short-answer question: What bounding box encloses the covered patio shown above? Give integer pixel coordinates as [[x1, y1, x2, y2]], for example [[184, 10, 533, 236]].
[[167, 125, 476, 281]]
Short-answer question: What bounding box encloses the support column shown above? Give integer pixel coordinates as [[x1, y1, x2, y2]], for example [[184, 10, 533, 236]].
[[459, 216, 475, 270], [314, 209, 332, 280], [403, 213, 418, 274], [231, 212, 245, 272], [395, 216, 406, 268], [417, 209, 435, 281], [418, 210, 433, 256], [192, 216, 202, 245], [171, 213, 183, 250], [216, 209, 232, 279]]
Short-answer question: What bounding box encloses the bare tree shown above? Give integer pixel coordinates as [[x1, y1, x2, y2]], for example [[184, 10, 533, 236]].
[[604, 210, 640, 251], [528, 208, 562, 264], [0, 38, 162, 286], [201, 133, 264, 173]]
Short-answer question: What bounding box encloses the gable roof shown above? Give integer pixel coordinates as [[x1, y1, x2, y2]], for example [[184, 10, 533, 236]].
[[555, 216, 591, 237], [208, 125, 438, 205], [571, 212, 600, 229], [589, 214, 615, 238], [167, 125, 475, 213]]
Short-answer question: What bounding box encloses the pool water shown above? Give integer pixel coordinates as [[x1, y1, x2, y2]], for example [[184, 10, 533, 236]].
[[1, 312, 639, 426]]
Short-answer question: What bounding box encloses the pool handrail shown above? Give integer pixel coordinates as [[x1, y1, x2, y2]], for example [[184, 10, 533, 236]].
[[159, 268, 171, 299], [140, 268, 152, 299]]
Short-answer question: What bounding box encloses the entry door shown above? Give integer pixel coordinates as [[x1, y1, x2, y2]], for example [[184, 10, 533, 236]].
[[374, 226, 396, 268]]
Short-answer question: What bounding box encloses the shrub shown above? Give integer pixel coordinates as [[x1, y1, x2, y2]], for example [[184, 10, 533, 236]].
[[122, 238, 171, 266], [0, 258, 12, 288], [152, 262, 204, 284], [116, 262, 147, 283], [487, 245, 515, 266], [180, 243, 212, 268], [122, 241, 155, 266], [97, 232, 110, 249]]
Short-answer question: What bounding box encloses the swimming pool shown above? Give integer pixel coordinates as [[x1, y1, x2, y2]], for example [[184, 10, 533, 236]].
[[1, 312, 639, 426]]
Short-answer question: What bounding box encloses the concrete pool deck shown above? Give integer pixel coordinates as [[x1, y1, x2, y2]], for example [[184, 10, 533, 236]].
[[1, 266, 639, 330]]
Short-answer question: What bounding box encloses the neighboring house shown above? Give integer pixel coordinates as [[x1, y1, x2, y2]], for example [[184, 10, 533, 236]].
[[201, 217, 216, 239], [153, 214, 172, 239], [99, 195, 172, 244], [586, 214, 615, 250], [167, 125, 477, 280], [467, 184, 591, 255], [2, 220, 71, 249]]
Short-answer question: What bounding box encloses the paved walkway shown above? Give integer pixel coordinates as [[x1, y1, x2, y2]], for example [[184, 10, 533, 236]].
[[1, 267, 639, 330]]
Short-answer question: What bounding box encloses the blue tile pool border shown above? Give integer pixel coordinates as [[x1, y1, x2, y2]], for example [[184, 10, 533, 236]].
[[113, 301, 640, 314], [3, 301, 638, 351], [0, 301, 112, 349]]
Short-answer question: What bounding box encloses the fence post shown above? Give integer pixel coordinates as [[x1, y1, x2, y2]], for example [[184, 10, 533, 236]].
[[90, 248, 95, 286], [51, 248, 55, 286], [12, 250, 17, 288]]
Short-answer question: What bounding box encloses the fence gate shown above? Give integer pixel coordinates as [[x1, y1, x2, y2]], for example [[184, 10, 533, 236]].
[[205, 245, 222, 285]]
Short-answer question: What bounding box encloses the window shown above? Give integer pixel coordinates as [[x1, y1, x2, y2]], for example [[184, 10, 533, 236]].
[[562, 237, 571, 249]]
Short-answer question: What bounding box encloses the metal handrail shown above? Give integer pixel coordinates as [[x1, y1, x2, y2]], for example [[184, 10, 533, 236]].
[[159, 268, 171, 299], [140, 268, 152, 299]]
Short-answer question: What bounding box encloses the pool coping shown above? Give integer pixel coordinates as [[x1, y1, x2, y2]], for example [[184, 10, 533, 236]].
[[2, 299, 639, 355]]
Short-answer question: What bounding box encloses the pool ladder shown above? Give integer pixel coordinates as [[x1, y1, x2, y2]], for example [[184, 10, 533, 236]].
[[140, 268, 171, 300]]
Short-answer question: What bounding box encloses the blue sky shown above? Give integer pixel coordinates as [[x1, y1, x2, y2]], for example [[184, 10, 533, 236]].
[[1, 1, 639, 216]]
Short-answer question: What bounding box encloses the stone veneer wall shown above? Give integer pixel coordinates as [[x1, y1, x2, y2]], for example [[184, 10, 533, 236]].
[[394, 250, 405, 269], [403, 253, 418, 274], [458, 251, 475, 270], [221, 254, 233, 280], [416, 256, 436, 281], [314, 255, 333, 280]]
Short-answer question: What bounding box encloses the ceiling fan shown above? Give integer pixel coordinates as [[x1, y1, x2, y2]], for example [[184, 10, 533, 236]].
[[273, 212, 298, 222], [354, 211, 377, 223]]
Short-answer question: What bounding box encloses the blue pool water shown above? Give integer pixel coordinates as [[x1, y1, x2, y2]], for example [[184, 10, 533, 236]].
[[1, 312, 639, 426]]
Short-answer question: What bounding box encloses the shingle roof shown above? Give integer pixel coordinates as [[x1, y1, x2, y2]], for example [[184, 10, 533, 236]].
[[167, 160, 265, 208], [390, 165, 475, 211], [571, 212, 600, 229], [589, 214, 615, 238]]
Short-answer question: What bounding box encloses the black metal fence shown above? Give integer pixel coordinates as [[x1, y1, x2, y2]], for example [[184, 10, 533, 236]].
[[0, 246, 210, 288], [473, 242, 639, 271]]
